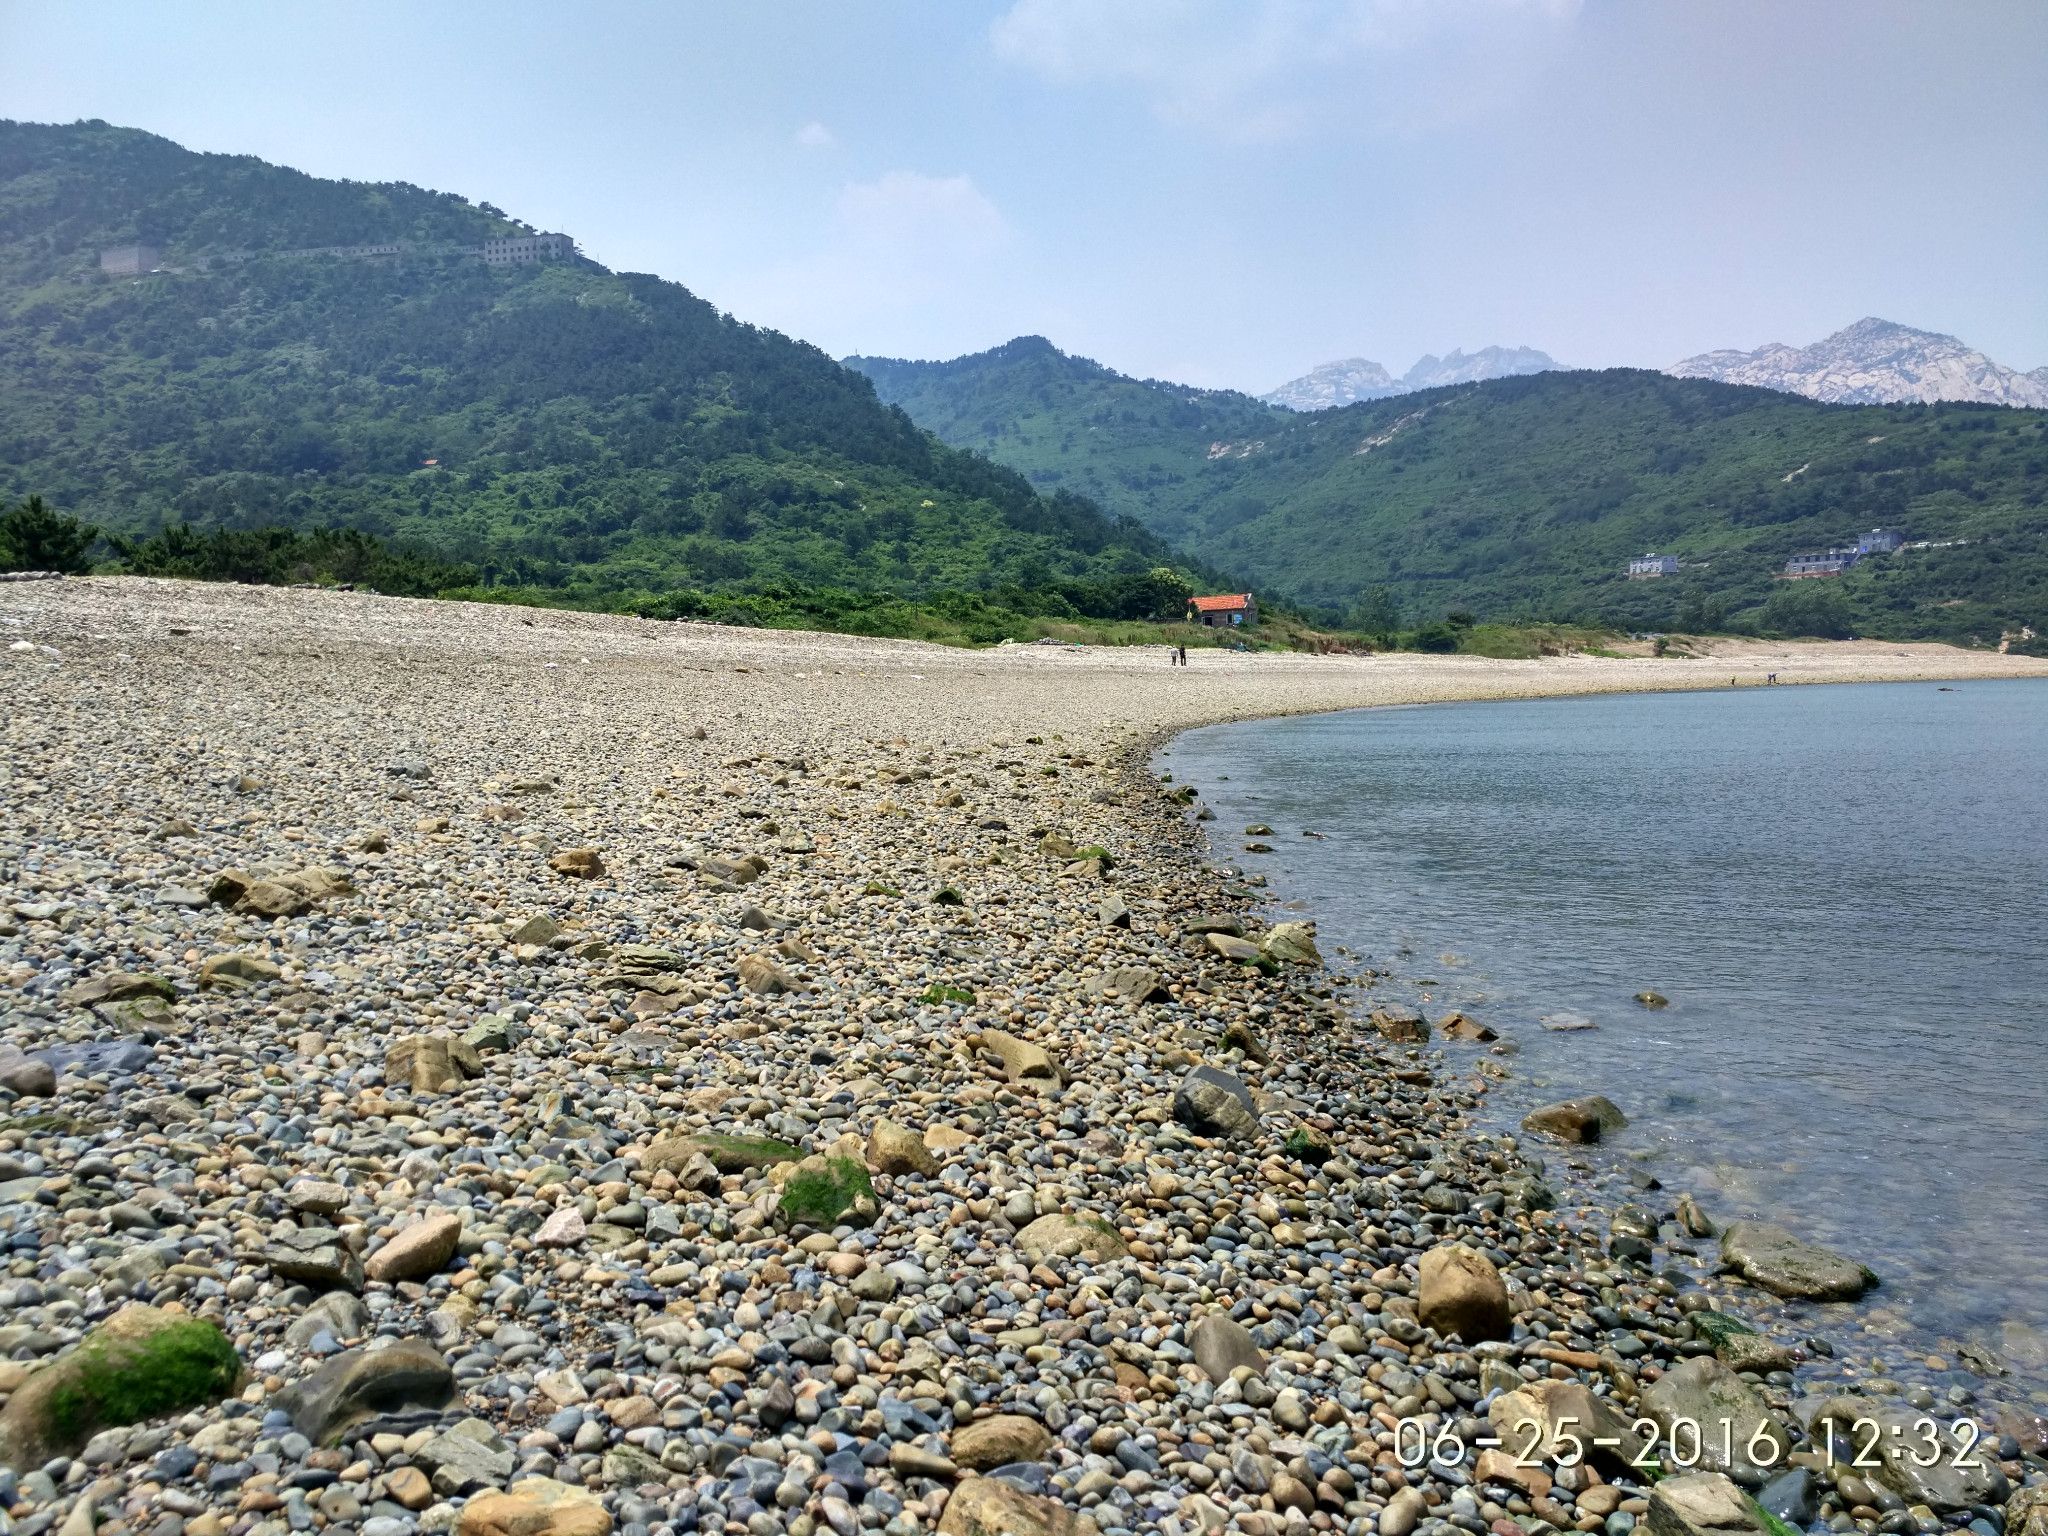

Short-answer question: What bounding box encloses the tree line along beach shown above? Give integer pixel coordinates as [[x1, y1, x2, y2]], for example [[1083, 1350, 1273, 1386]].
[[0, 578, 2044, 1536]]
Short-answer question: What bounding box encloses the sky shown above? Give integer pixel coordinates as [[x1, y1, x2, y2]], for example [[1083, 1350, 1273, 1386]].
[[3, 0, 2043, 392]]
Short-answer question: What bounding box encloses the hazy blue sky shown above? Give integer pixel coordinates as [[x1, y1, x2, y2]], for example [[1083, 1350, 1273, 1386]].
[[4, 1, 2042, 390]]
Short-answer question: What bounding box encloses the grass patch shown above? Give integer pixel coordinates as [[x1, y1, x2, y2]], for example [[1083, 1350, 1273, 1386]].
[[921, 984, 975, 1006]]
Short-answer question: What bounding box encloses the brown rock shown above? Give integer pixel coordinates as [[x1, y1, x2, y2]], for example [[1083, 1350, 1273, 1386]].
[[364, 1213, 464, 1283], [240, 880, 314, 918], [1220, 1020, 1271, 1064], [1417, 1244, 1512, 1343], [458, 1480, 612, 1536], [2007, 1487, 2048, 1536], [62, 973, 176, 1008], [1270, 1473, 1316, 1514], [605, 1395, 660, 1430], [980, 1028, 1057, 1083], [1579, 1487, 1623, 1518], [890, 1445, 960, 1481], [0, 1054, 55, 1098], [1521, 1095, 1627, 1143], [737, 953, 797, 994], [1370, 1005, 1430, 1043], [951, 1414, 1054, 1470], [1379, 1487, 1429, 1536], [1487, 1380, 1648, 1478], [548, 848, 605, 879], [925, 1124, 976, 1155], [1646, 1474, 1766, 1536], [868, 1119, 938, 1177], [386, 1468, 435, 1511], [1015, 1214, 1128, 1265], [206, 869, 254, 907], [198, 952, 284, 991], [939, 1476, 1099, 1536], [386, 1033, 484, 1094], [1438, 1011, 1497, 1042]]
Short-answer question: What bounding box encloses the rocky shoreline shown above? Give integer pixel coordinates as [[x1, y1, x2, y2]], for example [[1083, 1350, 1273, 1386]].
[[0, 581, 2041, 1536]]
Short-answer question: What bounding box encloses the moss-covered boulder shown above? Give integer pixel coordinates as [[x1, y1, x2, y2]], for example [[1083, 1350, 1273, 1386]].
[[0, 1305, 241, 1468], [777, 1153, 877, 1229], [644, 1132, 802, 1177], [1282, 1125, 1334, 1164]]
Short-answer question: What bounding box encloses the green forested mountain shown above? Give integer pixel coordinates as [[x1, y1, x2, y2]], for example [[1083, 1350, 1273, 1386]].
[[848, 337, 2048, 643], [0, 122, 1177, 603]]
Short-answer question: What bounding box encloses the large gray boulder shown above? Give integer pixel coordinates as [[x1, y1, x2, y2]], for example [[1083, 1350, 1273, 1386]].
[[1638, 1357, 1790, 1478], [1174, 1066, 1260, 1139], [273, 1339, 456, 1445], [1189, 1315, 1266, 1383], [1811, 1398, 2010, 1512], [415, 1418, 516, 1495], [1718, 1220, 1875, 1300]]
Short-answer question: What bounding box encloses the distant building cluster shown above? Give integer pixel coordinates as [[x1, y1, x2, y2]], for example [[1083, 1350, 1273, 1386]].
[[1627, 553, 1680, 579], [98, 244, 163, 276], [100, 232, 577, 277], [1782, 527, 1906, 578]]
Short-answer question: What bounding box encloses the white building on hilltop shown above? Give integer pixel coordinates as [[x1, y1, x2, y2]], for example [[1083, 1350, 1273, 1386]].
[[1628, 554, 1680, 579]]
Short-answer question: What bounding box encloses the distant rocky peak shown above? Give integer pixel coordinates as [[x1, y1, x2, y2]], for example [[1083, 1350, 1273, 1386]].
[[1402, 346, 1559, 390], [1668, 317, 2048, 408], [1263, 344, 1559, 410], [1259, 357, 1399, 411]]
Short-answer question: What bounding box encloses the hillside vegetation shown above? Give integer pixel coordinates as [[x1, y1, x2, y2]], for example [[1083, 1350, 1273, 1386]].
[[849, 338, 2048, 645], [0, 122, 1182, 613]]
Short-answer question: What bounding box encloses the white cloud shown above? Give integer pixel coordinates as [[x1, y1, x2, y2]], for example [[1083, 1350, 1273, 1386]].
[[795, 120, 835, 150], [990, 0, 1582, 138]]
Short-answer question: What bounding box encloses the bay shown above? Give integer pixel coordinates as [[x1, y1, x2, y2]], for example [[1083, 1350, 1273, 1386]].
[[1163, 677, 2048, 1389]]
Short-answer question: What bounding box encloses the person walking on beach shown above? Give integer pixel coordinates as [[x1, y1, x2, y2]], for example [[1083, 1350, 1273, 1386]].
[[1178, 645, 1187, 667]]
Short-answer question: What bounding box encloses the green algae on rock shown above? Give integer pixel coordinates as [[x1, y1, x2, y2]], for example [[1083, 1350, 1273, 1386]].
[[0, 1305, 241, 1468], [777, 1153, 877, 1229]]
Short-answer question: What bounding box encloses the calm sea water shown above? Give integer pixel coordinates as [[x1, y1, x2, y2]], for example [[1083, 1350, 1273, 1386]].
[[1160, 679, 2048, 1384]]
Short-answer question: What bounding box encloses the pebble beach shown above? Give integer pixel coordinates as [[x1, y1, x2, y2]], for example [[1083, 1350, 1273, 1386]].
[[1, 578, 2044, 1536]]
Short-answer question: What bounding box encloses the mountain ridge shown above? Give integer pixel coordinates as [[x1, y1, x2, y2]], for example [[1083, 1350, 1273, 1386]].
[[1260, 343, 1561, 410], [849, 334, 2048, 646], [0, 122, 1184, 609], [1670, 316, 2048, 409]]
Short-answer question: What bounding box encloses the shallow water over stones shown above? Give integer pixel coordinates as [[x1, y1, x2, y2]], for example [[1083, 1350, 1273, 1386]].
[[1163, 681, 2048, 1416]]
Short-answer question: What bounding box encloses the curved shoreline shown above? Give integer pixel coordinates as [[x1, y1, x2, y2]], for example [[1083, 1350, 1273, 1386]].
[[0, 579, 2041, 1536]]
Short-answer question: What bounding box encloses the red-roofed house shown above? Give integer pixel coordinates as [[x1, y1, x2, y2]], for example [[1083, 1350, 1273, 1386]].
[[1188, 592, 1257, 628]]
